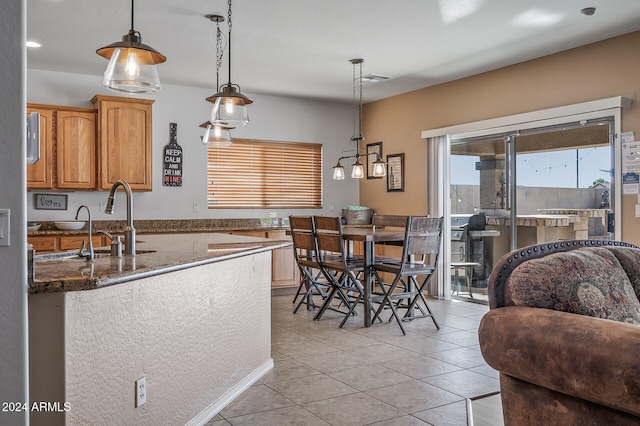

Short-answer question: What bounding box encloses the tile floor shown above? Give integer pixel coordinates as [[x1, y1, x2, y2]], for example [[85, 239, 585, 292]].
[[206, 294, 502, 425]]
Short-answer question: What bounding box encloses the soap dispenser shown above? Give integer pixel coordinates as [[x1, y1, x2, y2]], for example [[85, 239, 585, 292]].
[[110, 236, 123, 257]]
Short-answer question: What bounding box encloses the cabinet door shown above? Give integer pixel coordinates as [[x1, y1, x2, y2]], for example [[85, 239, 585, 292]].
[[267, 230, 299, 288], [26, 107, 54, 189], [93, 96, 154, 191], [56, 110, 96, 189]]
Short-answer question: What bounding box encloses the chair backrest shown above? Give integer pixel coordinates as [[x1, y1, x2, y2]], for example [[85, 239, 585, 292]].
[[373, 214, 408, 228], [313, 216, 347, 260], [401, 216, 444, 265], [289, 216, 318, 261]]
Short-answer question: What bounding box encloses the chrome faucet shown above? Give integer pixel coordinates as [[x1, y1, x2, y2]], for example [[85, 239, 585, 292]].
[[75, 205, 94, 261], [104, 179, 136, 255]]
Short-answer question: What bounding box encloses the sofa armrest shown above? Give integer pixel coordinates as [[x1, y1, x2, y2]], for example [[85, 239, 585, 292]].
[[479, 306, 640, 417]]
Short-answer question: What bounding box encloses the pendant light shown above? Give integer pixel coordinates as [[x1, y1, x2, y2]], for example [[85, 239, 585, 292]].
[[332, 58, 386, 180], [96, 0, 166, 93], [206, 0, 252, 127], [201, 14, 232, 147]]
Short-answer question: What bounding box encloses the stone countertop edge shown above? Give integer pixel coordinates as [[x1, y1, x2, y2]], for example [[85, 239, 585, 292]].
[[29, 233, 292, 295], [27, 218, 290, 236]]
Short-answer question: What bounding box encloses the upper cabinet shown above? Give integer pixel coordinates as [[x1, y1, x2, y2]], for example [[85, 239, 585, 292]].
[[26, 106, 54, 189], [27, 105, 96, 190], [56, 109, 97, 189], [27, 95, 154, 192], [91, 95, 154, 191]]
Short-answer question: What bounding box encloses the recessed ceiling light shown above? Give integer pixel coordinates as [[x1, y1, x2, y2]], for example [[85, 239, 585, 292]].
[[26, 41, 42, 48]]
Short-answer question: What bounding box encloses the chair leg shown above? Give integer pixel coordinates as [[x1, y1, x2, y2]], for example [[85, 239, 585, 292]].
[[403, 275, 440, 329], [291, 273, 306, 304], [372, 275, 408, 335]]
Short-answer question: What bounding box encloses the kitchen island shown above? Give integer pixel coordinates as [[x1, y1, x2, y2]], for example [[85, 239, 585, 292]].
[[29, 233, 291, 426]]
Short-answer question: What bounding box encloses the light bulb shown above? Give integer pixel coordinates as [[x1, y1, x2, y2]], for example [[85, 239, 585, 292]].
[[351, 162, 365, 179], [333, 164, 345, 180], [124, 53, 140, 79], [225, 98, 234, 115]]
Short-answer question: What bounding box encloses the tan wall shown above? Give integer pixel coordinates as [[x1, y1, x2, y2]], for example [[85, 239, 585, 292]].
[[362, 30, 640, 245]]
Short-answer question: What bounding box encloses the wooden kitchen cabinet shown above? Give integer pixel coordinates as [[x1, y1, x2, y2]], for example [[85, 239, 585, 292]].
[[28, 236, 58, 252], [56, 109, 96, 189], [28, 235, 104, 253], [91, 95, 154, 191], [26, 107, 54, 189], [267, 230, 298, 289], [27, 104, 97, 190]]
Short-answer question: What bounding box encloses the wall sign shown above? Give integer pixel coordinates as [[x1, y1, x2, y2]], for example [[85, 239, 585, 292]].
[[162, 122, 183, 187], [34, 194, 68, 210]]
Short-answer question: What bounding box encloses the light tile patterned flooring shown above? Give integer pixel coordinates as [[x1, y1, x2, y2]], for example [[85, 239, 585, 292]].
[[206, 294, 501, 425]]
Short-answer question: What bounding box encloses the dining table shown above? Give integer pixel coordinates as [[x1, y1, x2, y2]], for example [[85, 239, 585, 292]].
[[341, 226, 406, 327]]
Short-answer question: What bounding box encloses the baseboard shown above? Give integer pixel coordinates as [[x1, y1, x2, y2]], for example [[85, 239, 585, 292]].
[[186, 358, 274, 426]]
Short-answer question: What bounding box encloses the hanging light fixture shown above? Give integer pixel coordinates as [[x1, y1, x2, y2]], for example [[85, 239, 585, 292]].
[[96, 0, 166, 93], [332, 58, 386, 180], [206, 0, 252, 127], [201, 14, 232, 147]]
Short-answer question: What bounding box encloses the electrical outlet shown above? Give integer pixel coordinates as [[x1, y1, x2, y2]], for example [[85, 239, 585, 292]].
[[193, 203, 200, 212], [99, 202, 106, 212], [269, 212, 277, 218], [0, 209, 9, 247], [135, 377, 147, 407]]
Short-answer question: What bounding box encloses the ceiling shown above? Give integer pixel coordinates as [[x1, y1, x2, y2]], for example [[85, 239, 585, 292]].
[[26, 0, 640, 103]]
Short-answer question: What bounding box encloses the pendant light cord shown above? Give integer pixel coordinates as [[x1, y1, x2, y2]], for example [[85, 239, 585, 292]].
[[352, 61, 357, 142], [216, 20, 224, 89], [358, 60, 363, 140], [227, 0, 233, 86], [130, 0, 135, 31]]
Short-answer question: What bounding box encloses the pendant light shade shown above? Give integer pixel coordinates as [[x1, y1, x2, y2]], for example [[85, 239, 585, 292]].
[[207, 84, 252, 128], [332, 161, 346, 180], [200, 121, 232, 147], [351, 158, 365, 179], [207, 0, 252, 127], [372, 156, 387, 177], [97, 0, 166, 94]]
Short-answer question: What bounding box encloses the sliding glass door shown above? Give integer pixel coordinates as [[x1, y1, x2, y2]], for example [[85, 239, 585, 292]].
[[449, 119, 614, 303]]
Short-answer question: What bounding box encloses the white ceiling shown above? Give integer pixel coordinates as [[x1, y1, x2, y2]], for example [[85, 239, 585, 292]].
[[27, 0, 640, 103]]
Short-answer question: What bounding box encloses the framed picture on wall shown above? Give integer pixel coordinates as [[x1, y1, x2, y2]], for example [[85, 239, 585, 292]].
[[386, 153, 404, 192], [366, 141, 383, 179]]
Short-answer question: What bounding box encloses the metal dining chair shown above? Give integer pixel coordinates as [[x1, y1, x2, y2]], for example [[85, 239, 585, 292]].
[[371, 216, 443, 335], [289, 216, 331, 313], [312, 216, 367, 327]]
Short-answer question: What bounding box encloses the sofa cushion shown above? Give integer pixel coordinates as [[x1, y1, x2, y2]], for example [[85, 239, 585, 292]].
[[504, 247, 640, 324], [610, 247, 640, 300]]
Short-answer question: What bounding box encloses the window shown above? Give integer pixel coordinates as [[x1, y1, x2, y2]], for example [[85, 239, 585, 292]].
[[207, 139, 323, 208]]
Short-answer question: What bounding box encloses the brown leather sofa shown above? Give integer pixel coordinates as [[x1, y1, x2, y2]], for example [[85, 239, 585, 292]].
[[478, 240, 640, 425]]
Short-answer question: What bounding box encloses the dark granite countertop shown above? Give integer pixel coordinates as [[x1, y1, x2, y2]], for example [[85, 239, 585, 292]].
[[27, 218, 290, 236], [30, 232, 291, 294]]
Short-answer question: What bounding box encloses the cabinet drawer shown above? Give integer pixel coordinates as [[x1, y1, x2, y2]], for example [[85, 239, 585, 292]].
[[28, 236, 57, 252], [59, 235, 102, 250]]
